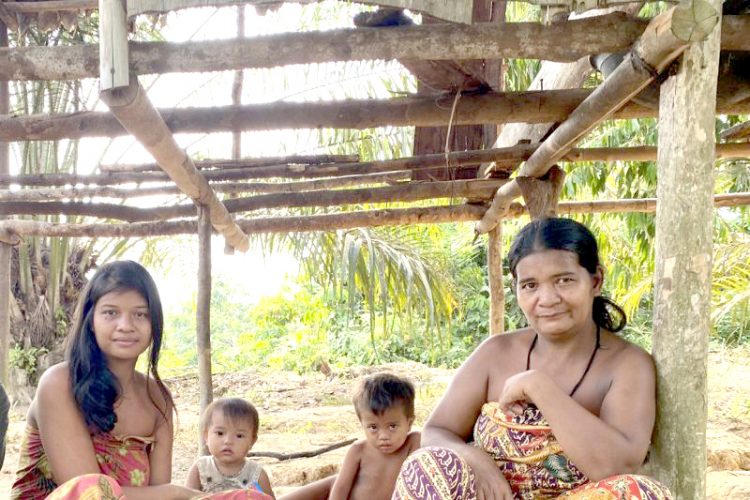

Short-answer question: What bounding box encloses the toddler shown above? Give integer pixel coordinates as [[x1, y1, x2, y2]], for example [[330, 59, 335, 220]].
[[329, 372, 421, 500], [187, 398, 275, 498]]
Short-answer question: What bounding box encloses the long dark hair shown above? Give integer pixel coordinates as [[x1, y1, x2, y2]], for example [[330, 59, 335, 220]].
[[507, 217, 627, 333], [66, 260, 174, 433]]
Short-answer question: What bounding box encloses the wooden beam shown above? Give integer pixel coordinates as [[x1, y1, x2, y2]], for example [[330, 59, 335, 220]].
[[196, 205, 212, 457], [4, 141, 749, 189], [651, 0, 722, 495], [2, 192, 750, 238], [100, 77, 250, 251], [1, 16, 748, 81], [476, 2, 720, 234], [0, 179, 506, 221], [125, 0, 473, 22], [98, 0, 129, 90], [720, 120, 750, 140], [3, 87, 750, 143], [0, 172, 413, 201], [488, 223, 504, 335], [0, 0, 97, 13], [479, 2, 649, 181], [100, 154, 359, 173]]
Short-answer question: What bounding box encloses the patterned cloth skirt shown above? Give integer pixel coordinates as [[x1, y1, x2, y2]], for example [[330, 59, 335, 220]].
[[393, 403, 672, 500]]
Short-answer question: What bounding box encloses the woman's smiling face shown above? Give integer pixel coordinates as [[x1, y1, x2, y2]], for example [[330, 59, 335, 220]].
[[514, 249, 602, 339], [92, 289, 153, 362]]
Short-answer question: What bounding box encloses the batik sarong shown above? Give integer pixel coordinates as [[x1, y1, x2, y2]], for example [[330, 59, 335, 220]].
[[11, 426, 154, 499], [393, 402, 672, 500], [11, 426, 273, 500]]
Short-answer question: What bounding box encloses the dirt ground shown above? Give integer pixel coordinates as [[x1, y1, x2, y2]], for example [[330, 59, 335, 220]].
[[1, 353, 749, 498]]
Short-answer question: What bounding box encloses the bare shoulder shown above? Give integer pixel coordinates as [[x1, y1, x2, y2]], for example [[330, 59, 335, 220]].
[[37, 363, 72, 399], [472, 328, 533, 361], [140, 372, 173, 412], [602, 333, 655, 375], [406, 431, 421, 452]]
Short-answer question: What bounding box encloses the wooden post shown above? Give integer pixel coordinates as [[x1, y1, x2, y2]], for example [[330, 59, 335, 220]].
[[0, 21, 10, 386], [98, 0, 129, 90], [650, 1, 722, 497], [488, 223, 504, 335], [196, 205, 213, 456]]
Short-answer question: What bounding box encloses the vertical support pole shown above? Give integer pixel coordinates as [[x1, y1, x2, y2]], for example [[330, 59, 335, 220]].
[[650, 3, 722, 497], [224, 4, 245, 256], [196, 205, 213, 456], [488, 223, 504, 335], [99, 0, 129, 90], [0, 21, 10, 386]]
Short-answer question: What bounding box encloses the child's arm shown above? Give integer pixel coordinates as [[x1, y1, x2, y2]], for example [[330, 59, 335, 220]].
[[185, 462, 202, 491], [257, 468, 275, 499], [329, 443, 362, 500]]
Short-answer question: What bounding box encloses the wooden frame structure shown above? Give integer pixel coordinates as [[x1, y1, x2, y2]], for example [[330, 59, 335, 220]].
[[1, 0, 749, 497]]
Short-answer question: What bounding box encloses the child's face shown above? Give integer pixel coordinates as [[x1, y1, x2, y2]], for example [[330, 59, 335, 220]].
[[358, 403, 413, 455], [204, 411, 257, 468]]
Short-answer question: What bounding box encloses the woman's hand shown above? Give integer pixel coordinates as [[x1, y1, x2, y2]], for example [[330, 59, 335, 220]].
[[463, 447, 514, 500], [498, 370, 547, 416]]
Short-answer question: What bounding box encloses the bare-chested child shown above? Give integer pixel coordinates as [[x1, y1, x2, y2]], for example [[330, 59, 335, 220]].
[[330, 373, 420, 500], [279, 373, 420, 500]]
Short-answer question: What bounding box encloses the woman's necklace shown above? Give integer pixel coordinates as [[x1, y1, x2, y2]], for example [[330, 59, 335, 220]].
[[526, 324, 601, 397]]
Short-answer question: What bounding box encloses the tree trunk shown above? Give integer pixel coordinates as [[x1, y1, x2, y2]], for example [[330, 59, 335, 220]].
[[650, 1, 722, 496]]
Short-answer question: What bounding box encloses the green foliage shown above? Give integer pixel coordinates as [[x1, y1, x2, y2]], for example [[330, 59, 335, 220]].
[[10, 346, 49, 376]]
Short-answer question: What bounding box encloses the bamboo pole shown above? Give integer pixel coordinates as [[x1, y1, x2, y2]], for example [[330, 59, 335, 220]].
[[1, 16, 749, 81], [721, 120, 750, 140], [651, 1, 723, 495], [5, 142, 749, 190], [100, 154, 360, 173], [2, 193, 749, 238], [0, 179, 506, 221], [196, 205, 212, 457], [4, 87, 749, 143], [0, 21, 9, 386], [475, 2, 720, 234], [98, 0, 129, 90], [0, 171, 413, 201], [100, 77, 249, 251], [488, 223, 504, 335]]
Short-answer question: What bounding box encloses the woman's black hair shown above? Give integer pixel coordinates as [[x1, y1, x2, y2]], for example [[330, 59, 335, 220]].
[[507, 217, 627, 333], [65, 260, 174, 433]]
